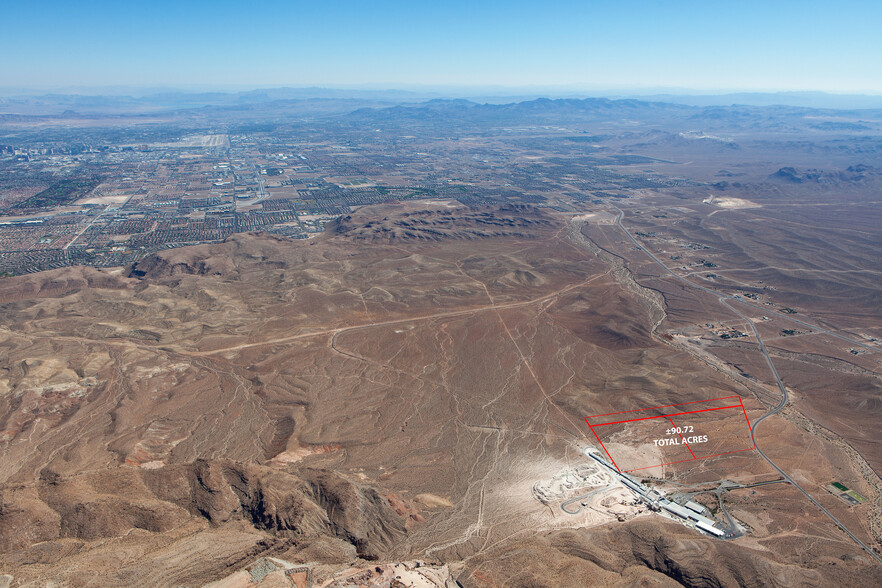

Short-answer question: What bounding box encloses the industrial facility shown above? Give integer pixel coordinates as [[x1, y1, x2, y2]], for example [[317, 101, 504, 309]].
[[586, 448, 727, 537]]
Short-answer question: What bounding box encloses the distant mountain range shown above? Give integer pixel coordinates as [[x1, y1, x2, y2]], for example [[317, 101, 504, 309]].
[[1, 91, 881, 140], [1, 87, 882, 116], [343, 97, 691, 126], [342, 97, 882, 134], [620, 91, 882, 110]]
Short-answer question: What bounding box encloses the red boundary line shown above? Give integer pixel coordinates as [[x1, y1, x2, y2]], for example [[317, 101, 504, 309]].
[[585, 395, 741, 419], [591, 404, 742, 427], [666, 416, 696, 459], [739, 397, 757, 450], [584, 396, 757, 473], [622, 448, 754, 473], [586, 420, 621, 473]]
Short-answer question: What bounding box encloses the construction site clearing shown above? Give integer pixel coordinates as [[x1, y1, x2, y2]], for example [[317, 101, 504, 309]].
[[532, 448, 737, 539], [205, 557, 458, 588]]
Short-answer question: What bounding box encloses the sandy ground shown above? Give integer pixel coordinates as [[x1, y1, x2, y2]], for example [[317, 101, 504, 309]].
[[74, 195, 129, 205], [703, 195, 760, 209]]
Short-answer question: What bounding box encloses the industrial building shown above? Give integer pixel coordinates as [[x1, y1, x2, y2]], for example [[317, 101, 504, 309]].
[[586, 448, 726, 538]]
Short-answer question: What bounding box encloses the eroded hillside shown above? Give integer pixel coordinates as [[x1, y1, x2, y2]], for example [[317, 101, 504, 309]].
[[0, 203, 878, 586]]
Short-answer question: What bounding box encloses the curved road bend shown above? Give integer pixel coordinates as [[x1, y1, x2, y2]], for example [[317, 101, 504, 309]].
[[606, 206, 882, 564], [561, 487, 607, 515]]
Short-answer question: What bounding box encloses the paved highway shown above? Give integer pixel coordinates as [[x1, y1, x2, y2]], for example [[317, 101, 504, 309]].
[[606, 206, 882, 564]]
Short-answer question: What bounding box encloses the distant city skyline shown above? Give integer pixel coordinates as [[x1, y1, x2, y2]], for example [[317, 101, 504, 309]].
[[3, 0, 881, 93]]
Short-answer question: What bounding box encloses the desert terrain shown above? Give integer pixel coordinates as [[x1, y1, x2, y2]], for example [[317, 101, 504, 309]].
[[0, 198, 877, 586], [1, 94, 881, 586]]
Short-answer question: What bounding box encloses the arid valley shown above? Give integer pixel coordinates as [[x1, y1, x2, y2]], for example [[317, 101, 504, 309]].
[[0, 93, 881, 587]]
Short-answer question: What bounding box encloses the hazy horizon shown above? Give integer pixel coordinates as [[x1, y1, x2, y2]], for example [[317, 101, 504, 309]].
[[4, 84, 882, 112], [2, 83, 882, 98]]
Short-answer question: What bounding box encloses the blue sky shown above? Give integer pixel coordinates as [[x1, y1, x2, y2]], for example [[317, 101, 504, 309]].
[[2, 0, 880, 93]]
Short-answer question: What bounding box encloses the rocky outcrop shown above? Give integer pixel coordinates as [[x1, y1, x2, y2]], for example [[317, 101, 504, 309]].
[[304, 469, 407, 560], [127, 231, 291, 280], [0, 266, 130, 303], [328, 205, 554, 243], [768, 165, 875, 185], [0, 461, 407, 561], [459, 518, 879, 587]]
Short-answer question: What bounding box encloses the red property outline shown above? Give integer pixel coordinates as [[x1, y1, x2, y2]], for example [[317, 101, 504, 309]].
[[585, 396, 756, 473]]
